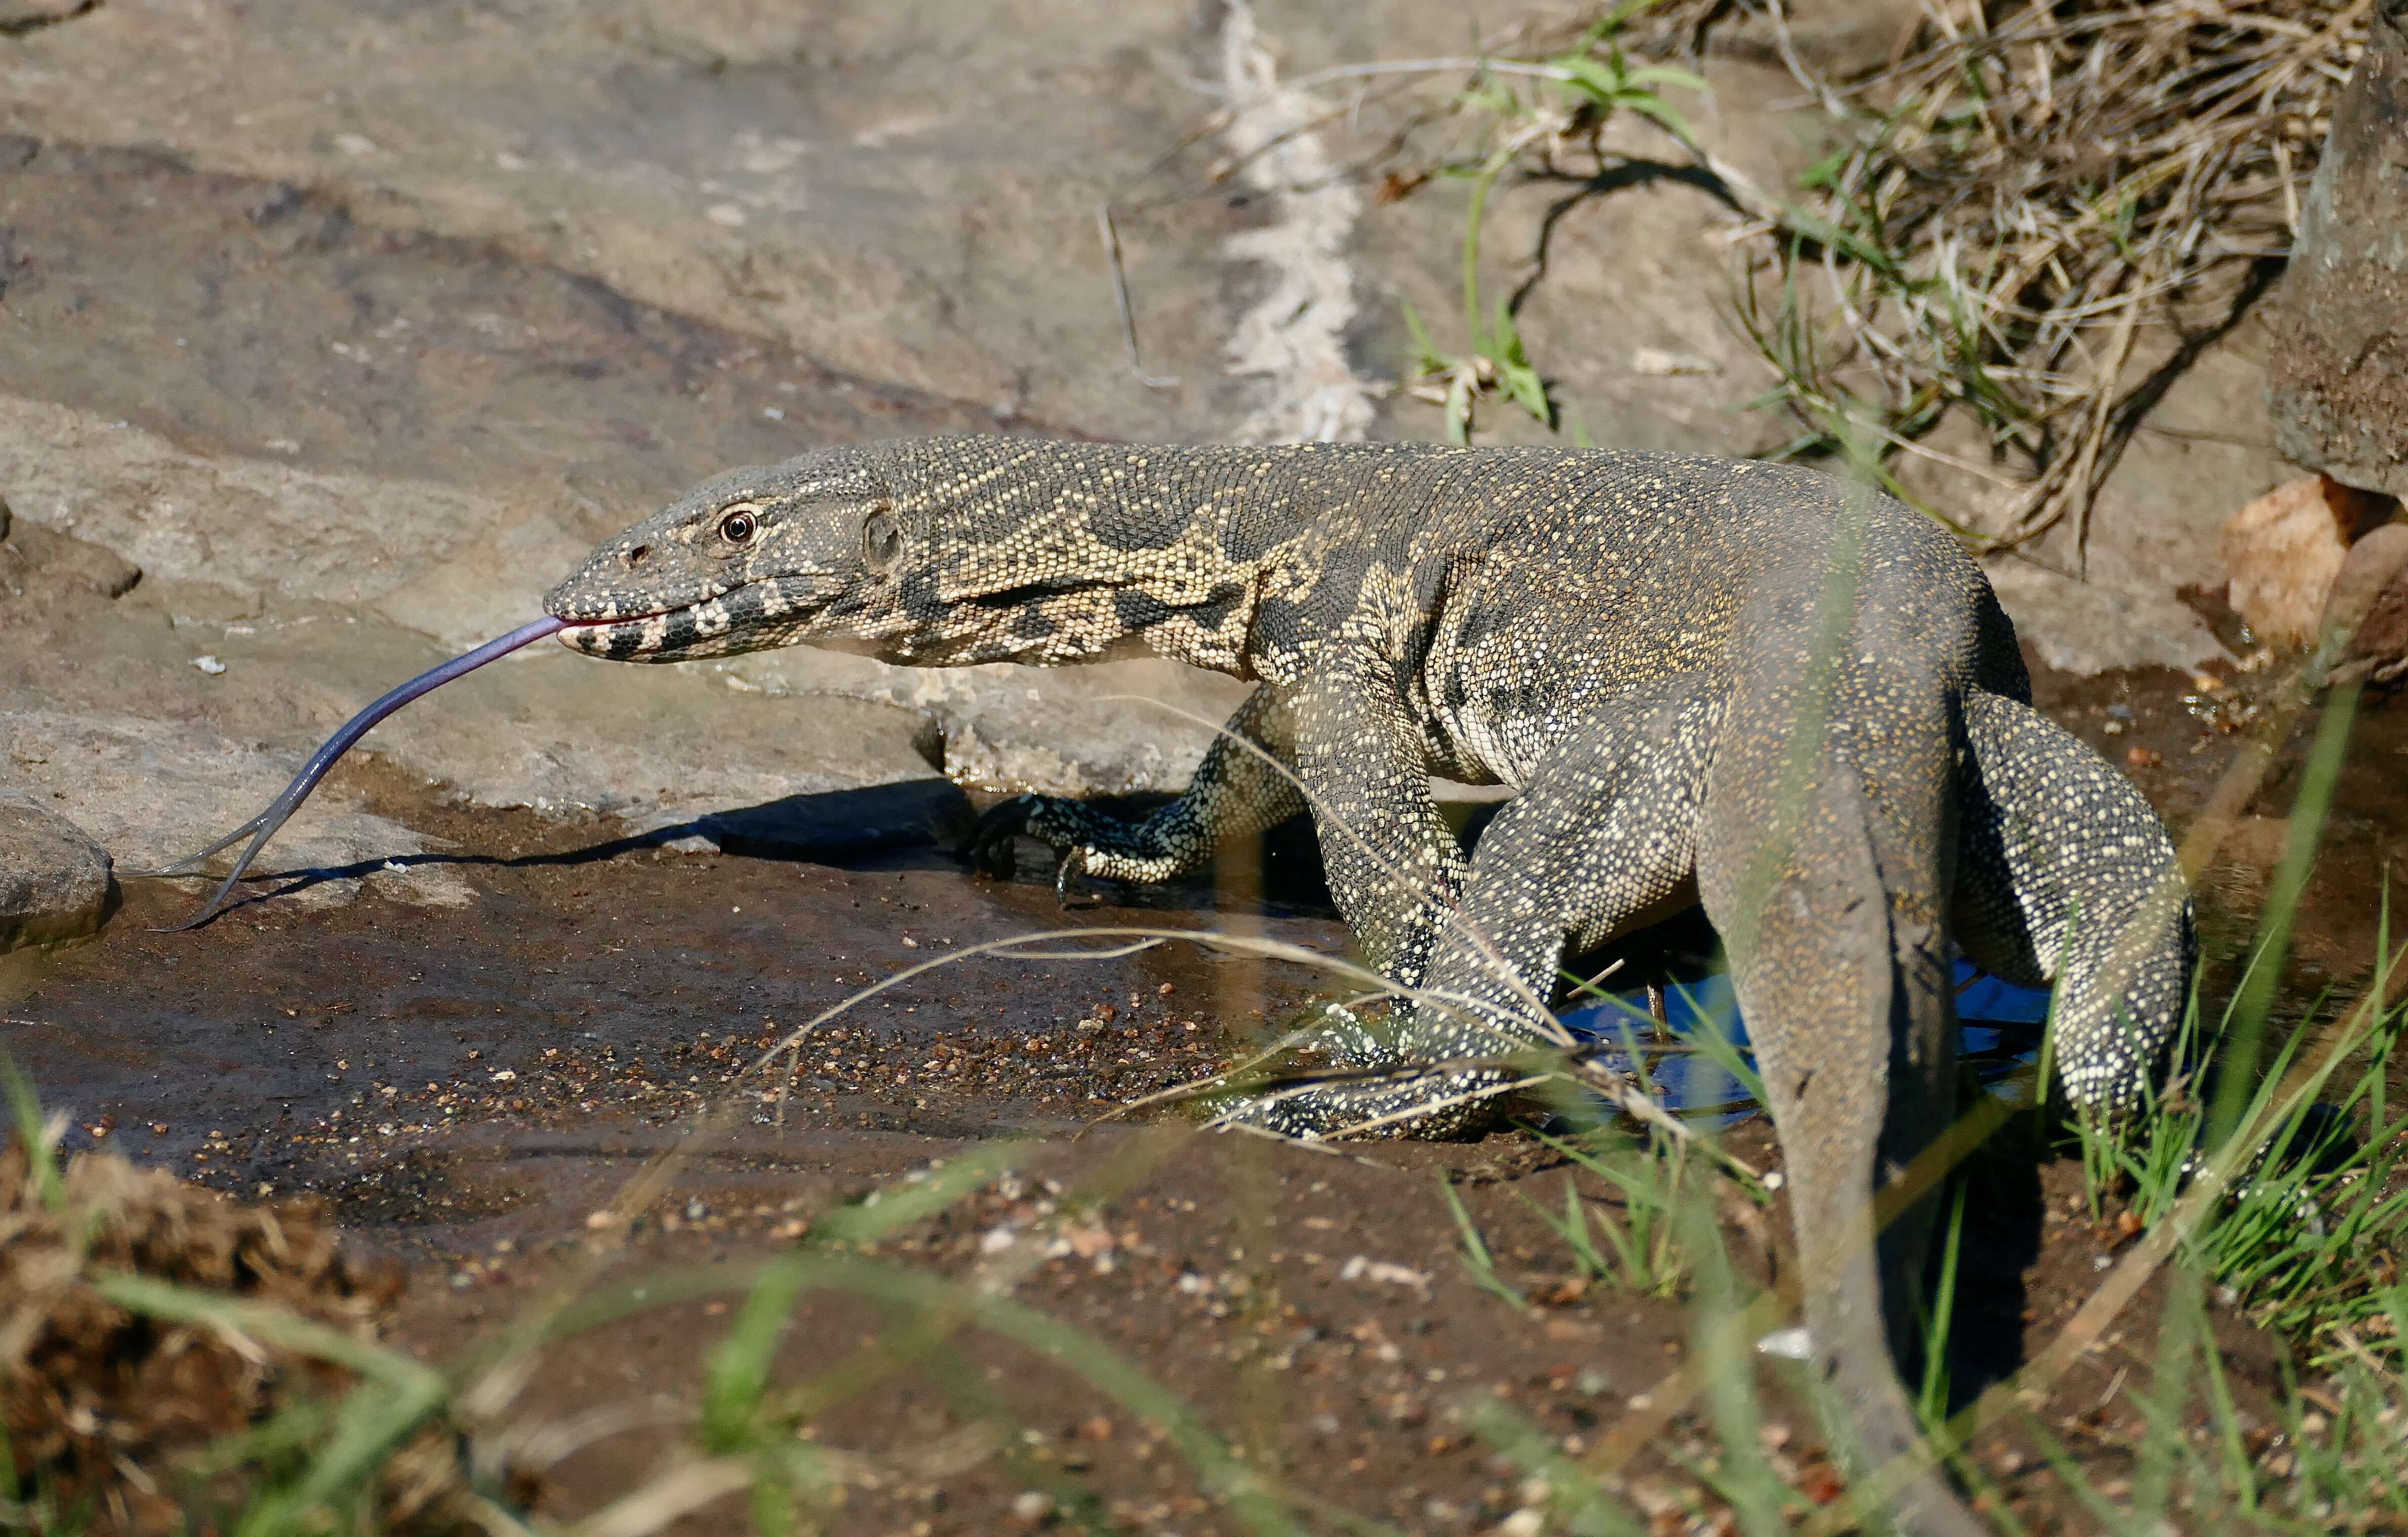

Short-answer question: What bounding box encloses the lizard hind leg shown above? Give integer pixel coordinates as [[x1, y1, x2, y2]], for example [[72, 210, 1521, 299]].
[[1953, 689, 2193, 1118]]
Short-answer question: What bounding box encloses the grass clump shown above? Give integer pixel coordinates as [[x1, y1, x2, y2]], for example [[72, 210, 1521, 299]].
[[1728, 0, 2365, 547], [1355, 0, 2363, 541], [0, 1086, 519, 1535]]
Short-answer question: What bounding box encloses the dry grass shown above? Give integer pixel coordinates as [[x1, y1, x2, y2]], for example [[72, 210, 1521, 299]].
[[0, 1123, 521, 1534], [1734, 0, 2369, 549], [1360, 0, 2368, 548]]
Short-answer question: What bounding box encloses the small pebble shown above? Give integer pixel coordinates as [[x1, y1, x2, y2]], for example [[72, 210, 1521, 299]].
[[192, 655, 226, 675], [1009, 1490, 1052, 1524]]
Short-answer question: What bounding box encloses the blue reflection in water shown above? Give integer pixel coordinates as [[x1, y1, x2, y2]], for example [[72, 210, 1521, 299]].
[[1557, 961, 2053, 1122]]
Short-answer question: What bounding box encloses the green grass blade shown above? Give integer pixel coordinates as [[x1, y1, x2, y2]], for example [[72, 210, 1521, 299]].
[[0, 1048, 65, 1214], [1444, 1175, 1526, 1307]]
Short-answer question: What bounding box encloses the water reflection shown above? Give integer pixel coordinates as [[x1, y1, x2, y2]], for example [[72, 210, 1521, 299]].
[[1559, 961, 2053, 1122]]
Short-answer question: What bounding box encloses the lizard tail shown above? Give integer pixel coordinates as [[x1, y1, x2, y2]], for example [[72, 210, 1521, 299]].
[[1700, 677, 1989, 1537]]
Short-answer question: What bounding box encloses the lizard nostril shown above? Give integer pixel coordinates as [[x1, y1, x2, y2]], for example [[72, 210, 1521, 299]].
[[625, 543, 650, 567]]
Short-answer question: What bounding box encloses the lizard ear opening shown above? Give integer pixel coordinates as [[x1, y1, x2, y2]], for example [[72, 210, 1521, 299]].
[[862, 508, 903, 571]]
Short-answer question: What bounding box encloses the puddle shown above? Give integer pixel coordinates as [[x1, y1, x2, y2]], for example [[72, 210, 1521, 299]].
[[1560, 961, 2054, 1123]]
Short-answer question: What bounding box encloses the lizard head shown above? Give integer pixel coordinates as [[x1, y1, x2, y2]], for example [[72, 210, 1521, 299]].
[[549, 437, 1269, 671], [543, 448, 919, 662]]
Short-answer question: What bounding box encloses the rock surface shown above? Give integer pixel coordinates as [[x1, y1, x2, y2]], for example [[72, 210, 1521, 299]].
[[2269, 0, 2408, 497], [2318, 523, 2408, 684], [0, 795, 112, 950], [0, 0, 2307, 928]]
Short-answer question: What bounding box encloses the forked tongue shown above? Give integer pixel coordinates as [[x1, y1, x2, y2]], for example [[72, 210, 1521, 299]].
[[144, 615, 571, 929]]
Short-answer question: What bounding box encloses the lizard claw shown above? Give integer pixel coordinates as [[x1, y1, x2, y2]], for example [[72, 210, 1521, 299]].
[[1054, 847, 1101, 910]]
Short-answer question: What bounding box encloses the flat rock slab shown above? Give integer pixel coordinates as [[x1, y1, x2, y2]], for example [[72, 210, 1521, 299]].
[[0, 795, 112, 951]]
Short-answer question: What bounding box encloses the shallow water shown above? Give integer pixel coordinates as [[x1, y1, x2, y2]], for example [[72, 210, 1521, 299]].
[[1560, 961, 2053, 1121]]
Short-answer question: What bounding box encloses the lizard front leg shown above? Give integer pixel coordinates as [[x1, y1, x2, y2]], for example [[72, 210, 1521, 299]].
[[1286, 646, 1469, 988], [966, 685, 1305, 888], [1195, 649, 1468, 1129], [1228, 681, 1714, 1140]]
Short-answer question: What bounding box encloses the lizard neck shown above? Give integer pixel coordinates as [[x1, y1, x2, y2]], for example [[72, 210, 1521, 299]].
[[876, 438, 1314, 676]]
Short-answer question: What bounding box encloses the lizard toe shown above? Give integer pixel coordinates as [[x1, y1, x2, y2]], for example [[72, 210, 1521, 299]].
[[1053, 846, 1105, 909]]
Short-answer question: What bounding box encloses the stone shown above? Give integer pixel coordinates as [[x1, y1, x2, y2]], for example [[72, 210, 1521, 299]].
[[2316, 522, 2408, 683], [2268, 1, 2408, 496], [0, 491, 141, 603], [1984, 557, 2233, 676], [0, 708, 476, 914], [2221, 474, 2396, 647], [0, 794, 112, 950]]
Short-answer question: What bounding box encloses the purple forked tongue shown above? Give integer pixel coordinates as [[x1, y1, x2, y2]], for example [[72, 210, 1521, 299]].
[[146, 614, 572, 930]]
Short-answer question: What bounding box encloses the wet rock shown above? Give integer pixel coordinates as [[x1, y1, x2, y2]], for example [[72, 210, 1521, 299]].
[[0, 708, 474, 914], [2221, 474, 2397, 647], [2268, 1, 2408, 496], [0, 794, 112, 950]]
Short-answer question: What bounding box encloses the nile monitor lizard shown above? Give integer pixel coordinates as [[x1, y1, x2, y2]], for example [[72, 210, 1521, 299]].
[[543, 437, 2193, 1537]]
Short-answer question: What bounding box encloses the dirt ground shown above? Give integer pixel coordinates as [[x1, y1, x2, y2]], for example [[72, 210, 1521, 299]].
[[6, 651, 2387, 1534]]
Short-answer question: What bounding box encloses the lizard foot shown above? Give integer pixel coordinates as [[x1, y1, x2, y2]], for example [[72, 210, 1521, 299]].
[[1207, 1067, 1511, 1141], [963, 793, 1085, 880], [1205, 1014, 1514, 1141], [963, 793, 1192, 887], [1309, 1001, 1393, 1069]]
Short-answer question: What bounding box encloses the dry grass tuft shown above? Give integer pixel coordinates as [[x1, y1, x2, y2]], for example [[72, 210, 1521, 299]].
[[1740, 0, 2370, 548], [0, 1133, 509, 1534]]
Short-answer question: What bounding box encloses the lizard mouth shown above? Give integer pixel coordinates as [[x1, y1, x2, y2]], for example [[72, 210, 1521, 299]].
[[554, 606, 697, 661], [552, 579, 829, 662]]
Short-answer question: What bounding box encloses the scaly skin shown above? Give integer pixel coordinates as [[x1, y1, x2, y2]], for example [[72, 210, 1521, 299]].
[[546, 437, 2194, 1535]]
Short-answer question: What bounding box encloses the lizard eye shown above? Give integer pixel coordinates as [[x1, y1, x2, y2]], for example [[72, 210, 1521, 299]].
[[718, 505, 760, 545], [862, 509, 902, 570]]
